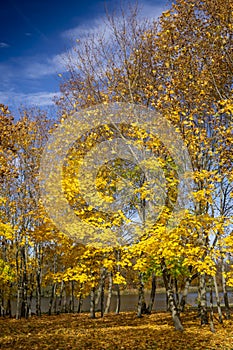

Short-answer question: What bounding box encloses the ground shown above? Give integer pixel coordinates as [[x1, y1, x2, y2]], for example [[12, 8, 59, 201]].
[[1, 311, 233, 349]]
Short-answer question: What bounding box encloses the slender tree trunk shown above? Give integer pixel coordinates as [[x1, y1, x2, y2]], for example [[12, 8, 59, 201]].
[[16, 247, 22, 320], [115, 284, 121, 314], [69, 281, 74, 313], [22, 246, 28, 319], [0, 290, 4, 317], [95, 282, 102, 308], [6, 297, 11, 318], [105, 271, 113, 314], [148, 273, 156, 314], [16, 282, 22, 320], [221, 258, 231, 319], [63, 287, 67, 313], [95, 268, 106, 316], [115, 249, 121, 314], [174, 277, 179, 308], [57, 280, 64, 314], [48, 283, 57, 316], [137, 272, 145, 318], [209, 282, 215, 333], [213, 275, 223, 323], [180, 272, 198, 312], [90, 287, 96, 318], [198, 274, 208, 325], [36, 244, 42, 316], [28, 284, 33, 318], [161, 259, 183, 331], [100, 273, 105, 318], [77, 292, 83, 313], [49, 254, 57, 315]]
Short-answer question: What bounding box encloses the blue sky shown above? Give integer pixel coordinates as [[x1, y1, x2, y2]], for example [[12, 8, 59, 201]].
[[0, 0, 166, 116]]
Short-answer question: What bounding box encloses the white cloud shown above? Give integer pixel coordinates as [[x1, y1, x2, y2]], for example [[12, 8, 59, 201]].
[[62, 18, 109, 40], [0, 42, 10, 48], [20, 54, 67, 79], [0, 91, 61, 108], [62, 2, 164, 41]]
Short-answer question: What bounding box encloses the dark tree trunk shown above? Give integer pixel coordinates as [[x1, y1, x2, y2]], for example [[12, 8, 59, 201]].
[[148, 273, 156, 314], [69, 281, 75, 313], [90, 287, 96, 318], [6, 298, 11, 318], [209, 282, 215, 333], [115, 284, 121, 314], [174, 277, 179, 308], [77, 292, 83, 313], [100, 273, 105, 318], [48, 282, 57, 316], [95, 268, 106, 317]]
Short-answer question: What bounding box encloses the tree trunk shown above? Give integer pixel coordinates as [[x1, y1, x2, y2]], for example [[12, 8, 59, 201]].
[[221, 258, 231, 319], [48, 283, 57, 316], [209, 282, 215, 333], [115, 284, 121, 314], [137, 272, 145, 318], [174, 277, 179, 308], [180, 272, 198, 312], [69, 281, 75, 313], [17, 246, 28, 319], [90, 287, 96, 318], [57, 280, 64, 314], [16, 247, 22, 320], [161, 259, 183, 331], [95, 268, 106, 316], [63, 287, 67, 313], [105, 271, 113, 314], [198, 274, 208, 325], [0, 290, 4, 317], [6, 298, 11, 318], [148, 273, 156, 314], [100, 273, 105, 318], [213, 275, 223, 323], [77, 292, 83, 313], [36, 244, 42, 316], [28, 285, 33, 318]]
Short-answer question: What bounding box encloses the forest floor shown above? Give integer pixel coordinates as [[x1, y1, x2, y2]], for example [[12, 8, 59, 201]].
[[1, 311, 233, 350]]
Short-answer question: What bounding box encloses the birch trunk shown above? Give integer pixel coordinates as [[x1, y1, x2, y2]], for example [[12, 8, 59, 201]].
[[198, 274, 208, 325], [180, 272, 198, 312], [209, 282, 215, 333], [161, 259, 183, 331], [221, 258, 231, 319], [36, 244, 42, 316], [137, 272, 145, 318], [105, 271, 113, 314], [213, 275, 223, 323]]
